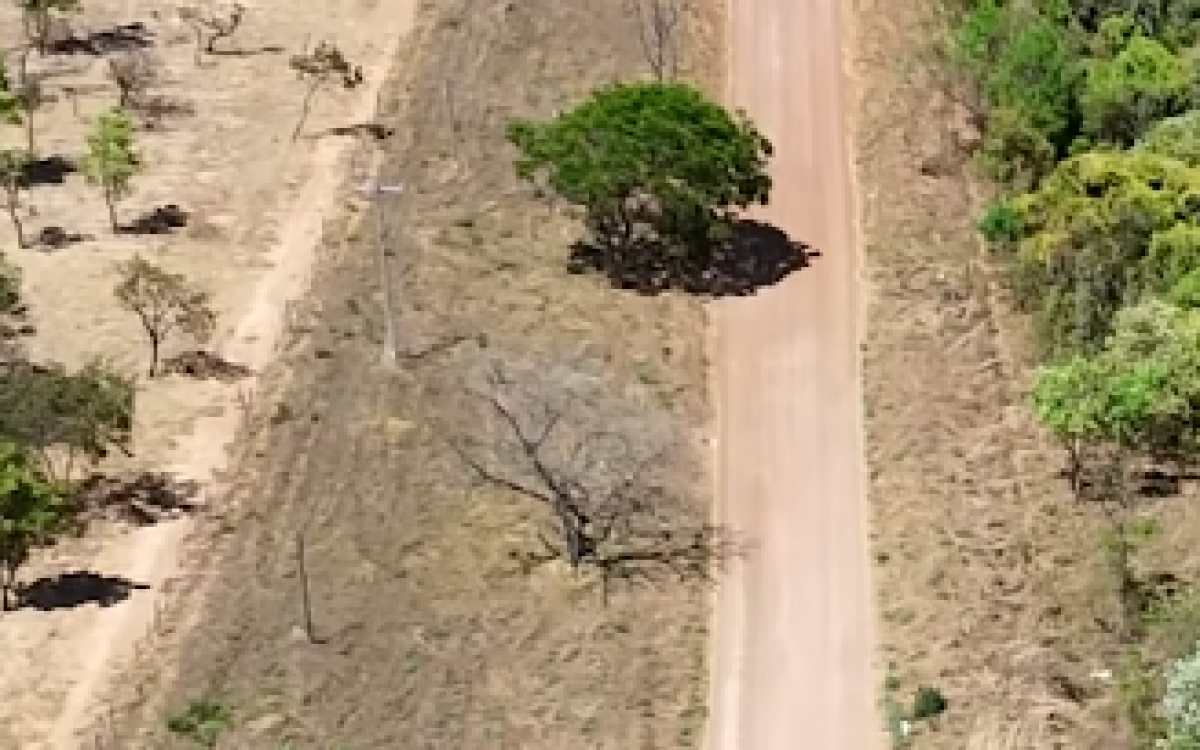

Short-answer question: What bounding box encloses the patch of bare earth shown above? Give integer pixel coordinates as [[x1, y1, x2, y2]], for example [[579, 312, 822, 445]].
[[0, 0, 413, 747], [854, 0, 1141, 747], [95, 1, 722, 748]]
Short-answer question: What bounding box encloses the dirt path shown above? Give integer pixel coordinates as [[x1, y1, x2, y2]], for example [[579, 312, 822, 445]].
[[708, 0, 878, 747], [1, 3, 419, 747]]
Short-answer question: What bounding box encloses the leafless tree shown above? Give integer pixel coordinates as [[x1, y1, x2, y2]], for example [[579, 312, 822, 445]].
[[445, 356, 732, 593], [105, 50, 159, 109], [177, 3, 247, 65], [634, 0, 682, 82], [288, 39, 363, 141]]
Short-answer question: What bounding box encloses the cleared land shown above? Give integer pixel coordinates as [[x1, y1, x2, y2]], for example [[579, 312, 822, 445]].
[[95, 1, 723, 748]]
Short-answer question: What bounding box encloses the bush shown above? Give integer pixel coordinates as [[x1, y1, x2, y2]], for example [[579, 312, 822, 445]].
[[1161, 645, 1200, 748], [912, 686, 948, 720], [1079, 34, 1192, 145]]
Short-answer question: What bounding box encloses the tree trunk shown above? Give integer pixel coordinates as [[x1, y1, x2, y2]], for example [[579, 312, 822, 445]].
[[292, 83, 321, 141], [147, 331, 161, 377], [103, 184, 119, 232], [4, 190, 25, 249]]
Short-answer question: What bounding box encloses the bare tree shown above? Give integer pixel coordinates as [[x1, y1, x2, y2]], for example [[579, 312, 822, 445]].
[[446, 356, 731, 592], [105, 50, 159, 109], [634, 0, 682, 82], [177, 3, 246, 65], [287, 40, 363, 141]]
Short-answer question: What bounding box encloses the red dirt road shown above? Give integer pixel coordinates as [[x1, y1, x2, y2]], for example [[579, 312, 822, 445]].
[[709, 0, 878, 748]]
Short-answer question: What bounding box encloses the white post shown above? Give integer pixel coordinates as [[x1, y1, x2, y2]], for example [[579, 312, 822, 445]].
[[355, 180, 404, 368]]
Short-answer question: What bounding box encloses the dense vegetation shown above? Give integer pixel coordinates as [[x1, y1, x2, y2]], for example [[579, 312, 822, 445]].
[[952, 0, 1200, 744]]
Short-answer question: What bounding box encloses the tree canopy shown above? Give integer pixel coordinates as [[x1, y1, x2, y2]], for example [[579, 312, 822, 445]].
[[506, 81, 772, 257]]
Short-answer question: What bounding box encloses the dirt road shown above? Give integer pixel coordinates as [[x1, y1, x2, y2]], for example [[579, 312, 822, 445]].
[[709, 0, 878, 748]]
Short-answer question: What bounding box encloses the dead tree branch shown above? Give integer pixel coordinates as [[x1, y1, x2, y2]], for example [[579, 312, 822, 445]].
[[445, 355, 733, 587], [634, 0, 683, 82]]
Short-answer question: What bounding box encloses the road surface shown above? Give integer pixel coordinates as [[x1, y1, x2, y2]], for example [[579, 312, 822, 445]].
[[709, 0, 878, 748]]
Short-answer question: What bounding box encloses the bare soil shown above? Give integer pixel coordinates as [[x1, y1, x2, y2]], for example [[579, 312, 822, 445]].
[[854, 0, 1156, 746], [90, 1, 722, 748], [0, 0, 419, 746]]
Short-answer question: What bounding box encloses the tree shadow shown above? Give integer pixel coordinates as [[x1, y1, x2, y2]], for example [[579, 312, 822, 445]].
[[569, 218, 814, 296], [18, 155, 78, 188], [118, 204, 189, 235], [78, 471, 201, 526], [160, 350, 253, 381], [309, 121, 395, 141], [207, 44, 286, 57], [17, 570, 149, 611], [47, 22, 155, 56], [32, 226, 92, 251]]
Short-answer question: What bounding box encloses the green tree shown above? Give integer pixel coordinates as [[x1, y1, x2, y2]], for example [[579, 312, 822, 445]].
[[114, 256, 216, 377], [83, 107, 139, 232], [949, 1, 1082, 185], [1032, 349, 1172, 639], [1001, 150, 1200, 355], [0, 359, 135, 482], [0, 439, 71, 610], [506, 81, 772, 263], [14, 0, 81, 55], [1079, 32, 1192, 145]]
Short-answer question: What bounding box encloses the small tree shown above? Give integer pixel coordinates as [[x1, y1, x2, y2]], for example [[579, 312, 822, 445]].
[[83, 108, 139, 232], [14, 0, 81, 55], [177, 3, 246, 66], [106, 50, 159, 110], [1032, 351, 1177, 640], [287, 40, 363, 141], [507, 82, 772, 263], [0, 150, 30, 248], [0, 358, 135, 483], [114, 256, 216, 377], [633, 0, 682, 82], [0, 438, 72, 610]]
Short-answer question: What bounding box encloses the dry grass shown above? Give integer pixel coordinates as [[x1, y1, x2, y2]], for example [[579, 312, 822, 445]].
[[0, 0, 411, 746], [852, 0, 1147, 747], [92, 1, 722, 748]]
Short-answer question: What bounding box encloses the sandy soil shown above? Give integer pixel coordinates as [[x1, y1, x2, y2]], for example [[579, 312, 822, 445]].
[[708, 0, 879, 747], [0, 0, 417, 747]]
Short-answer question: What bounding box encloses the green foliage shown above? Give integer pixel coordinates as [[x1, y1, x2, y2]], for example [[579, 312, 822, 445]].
[[977, 199, 1023, 245], [0, 51, 21, 126], [911, 686, 948, 720], [0, 439, 71, 610], [1005, 150, 1200, 355], [1079, 34, 1192, 145], [83, 107, 139, 231], [114, 255, 216, 377], [950, 1, 1082, 183], [506, 81, 772, 255], [166, 697, 231, 748], [0, 359, 135, 482]]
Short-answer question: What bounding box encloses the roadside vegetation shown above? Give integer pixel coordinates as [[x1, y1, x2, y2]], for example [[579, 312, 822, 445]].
[[915, 0, 1200, 745]]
